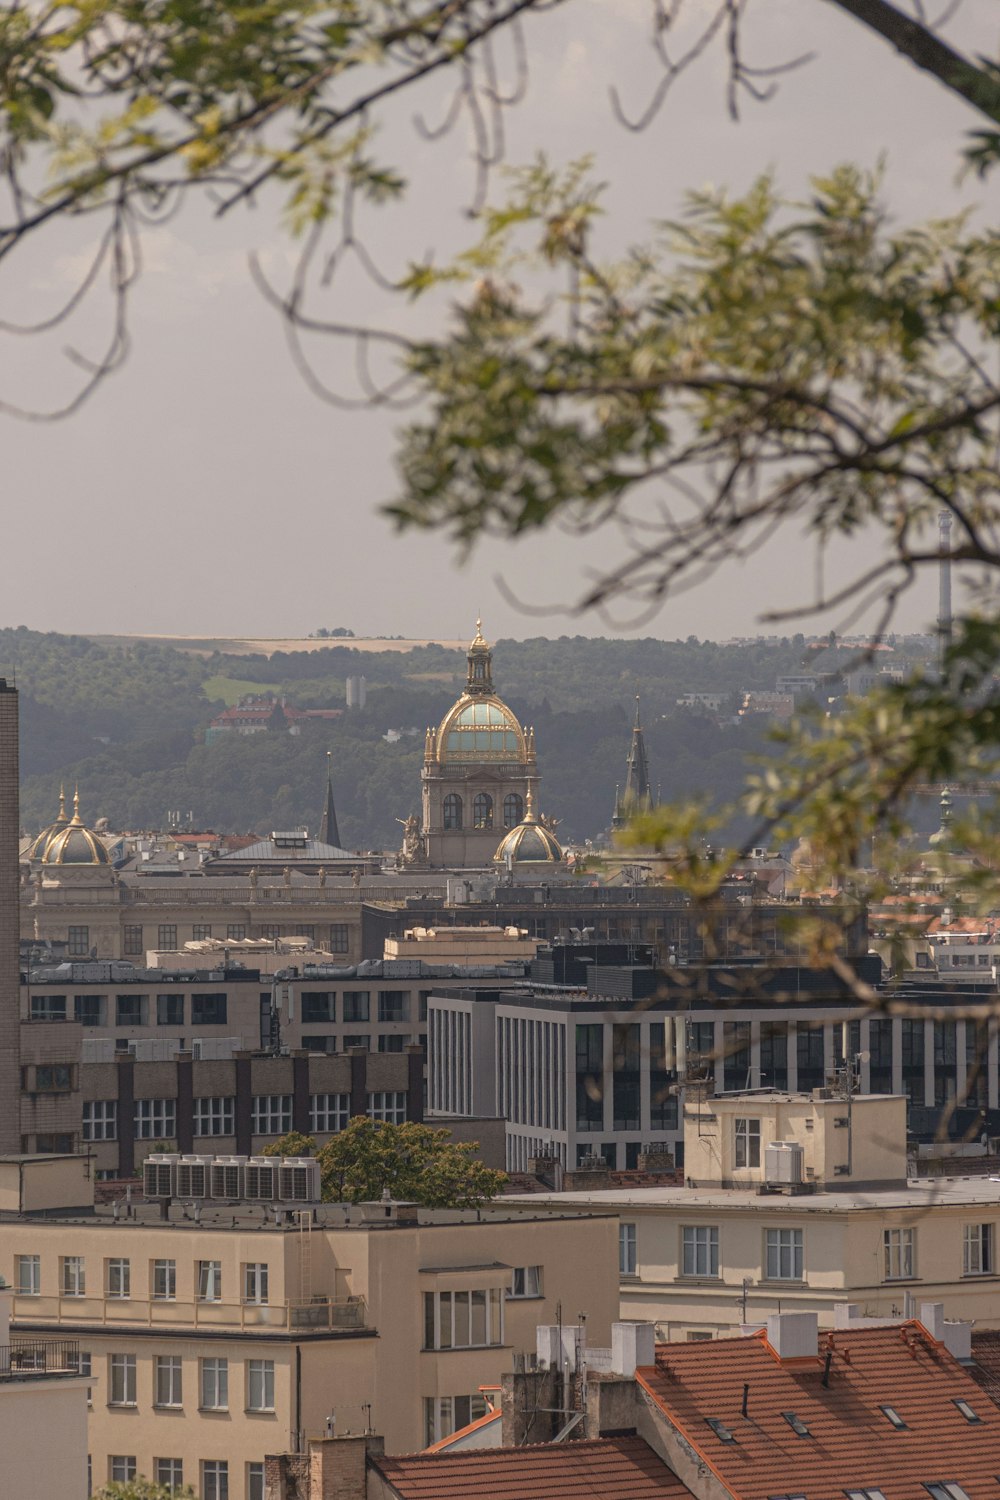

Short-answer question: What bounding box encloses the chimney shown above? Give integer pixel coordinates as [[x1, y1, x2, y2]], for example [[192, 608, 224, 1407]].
[[611, 1320, 655, 1377], [919, 1302, 944, 1342], [264, 1454, 310, 1500], [501, 1366, 558, 1446], [310, 1434, 384, 1500], [766, 1311, 818, 1362]]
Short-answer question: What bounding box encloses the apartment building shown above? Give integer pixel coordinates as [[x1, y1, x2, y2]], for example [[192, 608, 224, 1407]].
[[0, 1282, 89, 1498], [0, 1156, 618, 1493]]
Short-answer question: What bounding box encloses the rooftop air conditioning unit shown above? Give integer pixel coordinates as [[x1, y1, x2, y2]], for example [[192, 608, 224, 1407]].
[[211, 1156, 246, 1200], [764, 1141, 804, 1186], [144, 1153, 179, 1198], [176, 1155, 212, 1198], [245, 1158, 278, 1201], [279, 1158, 321, 1203]]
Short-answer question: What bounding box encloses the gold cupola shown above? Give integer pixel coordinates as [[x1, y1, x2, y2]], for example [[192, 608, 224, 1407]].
[[431, 618, 527, 766], [42, 787, 111, 866], [493, 784, 564, 866]]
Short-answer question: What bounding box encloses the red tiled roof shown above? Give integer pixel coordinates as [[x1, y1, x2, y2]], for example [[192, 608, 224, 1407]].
[[970, 1330, 1000, 1407], [373, 1435, 691, 1498], [638, 1322, 1000, 1500]]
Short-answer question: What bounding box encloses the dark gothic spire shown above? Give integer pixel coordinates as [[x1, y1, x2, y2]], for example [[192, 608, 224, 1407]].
[[318, 751, 342, 848], [613, 696, 652, 828]]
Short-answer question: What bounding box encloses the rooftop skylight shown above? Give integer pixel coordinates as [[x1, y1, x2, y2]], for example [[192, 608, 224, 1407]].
[[782, 1411, 811, 1438], [880, 1405, 908, 1430], [705, 1418, 735, 1444], [953, 1400, 982, 1424]]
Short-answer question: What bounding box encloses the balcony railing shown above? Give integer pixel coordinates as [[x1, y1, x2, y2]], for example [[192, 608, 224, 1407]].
[[0, 1339, 80, 1381], [14, 1295, 367, 1333]]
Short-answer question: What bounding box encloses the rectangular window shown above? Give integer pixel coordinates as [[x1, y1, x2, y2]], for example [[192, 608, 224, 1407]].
[[67, 1349, 92, 1378], [251, 1095, 292, 1135], [378, 1034, 405, 1053], [227, 924, 246, 941], [620, 1222, 637, 1276], [197, 1261, 222, 1303], [156, 994, 184, 1026], [423, 1394, 491, 1447], [343, 1035, 369, 1052], [202, 1461, 229, 1500], [378, 990, 408, 1022], [765, 1228, 804, 1281], [30, 994, 67, 1021], [110, 1458, 137, 1484], [33, 1064, 72, 1092], [152, 1259, 177, 1300], [36, 1132, 74, 1153], [200, 1358, 229, 1411], [247, 1359, 275, 1411], [115, 993, 145, 1026], [243, 1263, 269, 1305], [302, 993, 335, 1023], [83, 1101, 118, 1142], [106, 1258, 131, 1299], [367, 1092, 406, 1124], [155, 1460, 184, 1490], [883, 1228, 916, 1280], [612, 1023, 641, 1131], [157, 925, 178, 951], [248, 1463, 265, 1500], [61, 1256, 85, 1297], [510, 1266, 542, 1298], [193, 1096, 235, 1137], [343, 991, 369, 1022], [109, 1353, 136, 1407], [302, 1035, 334, 1053], [734, 1118, 762, 1169], [576, 1022, 605, 1131], [330, 924, 349, 954], [155, 1355, 182, 1408], [68, 926, 89, 957], [123, 925, 144, 956], [310, 1094, 350, 1134], [15, 1255, 40, 1295], [192, 993, 227, 1026], [74, 994, 104, 1025], [423, 1289, 504, 1350], [964, 1223, 994, 1275], [192, 924, 212, 942], [135, 1098, 176, 1139], [682, 1225, 720, 1278]]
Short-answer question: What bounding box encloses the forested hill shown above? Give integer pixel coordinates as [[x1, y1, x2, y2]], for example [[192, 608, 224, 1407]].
[[6, 626, 923, 848]]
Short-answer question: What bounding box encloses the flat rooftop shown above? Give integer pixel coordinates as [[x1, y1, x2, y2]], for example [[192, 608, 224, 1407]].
[[506, 1178, 1000, 1213]]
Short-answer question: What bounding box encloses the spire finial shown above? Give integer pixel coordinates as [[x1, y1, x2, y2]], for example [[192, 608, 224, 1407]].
[[70, 786, 83, 826], [57, 783, 66, 820], [525, 782, 535, 818]]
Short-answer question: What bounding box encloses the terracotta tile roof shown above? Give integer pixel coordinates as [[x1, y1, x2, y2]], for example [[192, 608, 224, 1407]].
[[970, 1330, 1000, 1407], [373, 1435, 692, 1498], [638, 1322, 1000, 1500]]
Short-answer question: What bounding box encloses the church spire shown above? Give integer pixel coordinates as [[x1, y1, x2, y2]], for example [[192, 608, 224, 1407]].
[[318, 751, 342, 849], [465, 616, 494, 696], [613, 696, 652, 828]]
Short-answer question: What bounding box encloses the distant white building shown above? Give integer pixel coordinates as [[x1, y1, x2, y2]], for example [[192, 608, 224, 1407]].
[[346, 674, 367, 708]]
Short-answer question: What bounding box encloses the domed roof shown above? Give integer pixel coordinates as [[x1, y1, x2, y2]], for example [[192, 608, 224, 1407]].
[[493, 789, 564, 866], [27, 785, 69, 860], [430, 620, 529, 765], [42, 789, 111, 866]]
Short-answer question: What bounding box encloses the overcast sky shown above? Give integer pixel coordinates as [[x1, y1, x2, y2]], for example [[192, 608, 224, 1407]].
[[3, 0, 998, 644]]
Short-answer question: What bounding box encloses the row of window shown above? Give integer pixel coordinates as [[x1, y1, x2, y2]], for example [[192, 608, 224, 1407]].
[[103, 1457, 251, 1500], [442, 791, 523, 830], [99, 1351, 274, 1411], [17, 1255, 269, 1303], [617, 1223, 999, 1280], [32, 993, 229, 1026], [66, 924, 351, 957], [300, 990, 410, 1023], [81, 1091, 408, 1141]]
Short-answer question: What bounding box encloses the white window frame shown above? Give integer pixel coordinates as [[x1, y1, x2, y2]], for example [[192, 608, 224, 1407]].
[[200, 1358, 229, 1412], [202, 1460, 230, 1500], [243, 1263, 269, 1305], [197, 1260, 222, 1303], [367, 1091, 406, 1123], [620, 1222, 637, 1276], [152, 1258, 177, 1301], [61, 1256, 85, 1297], [765, 1228, 804, 1281], [510, 1266, 542, 1298], [247, 1359, 275, 1412], [309, 1093, 350, 1134], [964, 1222, 994, 1276], [15, 1255, 40, 1296], [735, 1117, 762, 1169], [155, 1354, 183, 1408], [423, 1289, 505, 1350], [155, 1459, 184, 1490], [110, 1457, 137, 1483], [251, 1095, 292, 1135], [135, 1098, 176, 1140], [248, 1463, 265, 1500], [108, 1353, 137, 1407], [106, 1258, 131, 1299], [883, 1227, 916, 1280], [193, 1097, 235, 1137], [682, 1225, 720, 1278], [82, 1100, 118, 1142]]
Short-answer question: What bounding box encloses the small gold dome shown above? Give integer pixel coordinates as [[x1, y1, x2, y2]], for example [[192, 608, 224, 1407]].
[[42, 789, 111, 866], [493, 788, 564, 866], [28, 785, 68, 861]]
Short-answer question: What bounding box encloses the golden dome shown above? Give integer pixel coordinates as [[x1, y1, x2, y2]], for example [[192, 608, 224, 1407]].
[[493, 788, 564, 866], [28, 785, 68, 860], [429, 618, 529, 765], [42, 789, 111, 866]]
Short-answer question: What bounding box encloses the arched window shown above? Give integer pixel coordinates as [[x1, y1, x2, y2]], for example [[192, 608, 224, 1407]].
[[473, 792, 494, 829], [443, 793, 463, 830], [503, 793, 524, 828]]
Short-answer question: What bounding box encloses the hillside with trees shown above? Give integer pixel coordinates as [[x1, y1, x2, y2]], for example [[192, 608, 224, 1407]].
[[11, 627, 932, 848]]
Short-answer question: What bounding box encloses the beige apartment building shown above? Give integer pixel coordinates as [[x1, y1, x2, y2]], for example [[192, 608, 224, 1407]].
[[0, 1156, 618, 1497], [511, 1089, 1000, 1339], [0, 1281, 90, 1499]]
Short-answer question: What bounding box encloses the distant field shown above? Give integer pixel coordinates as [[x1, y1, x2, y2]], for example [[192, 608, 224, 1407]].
[[86, 634, 466, 658], [202, 674, 281, 705]]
